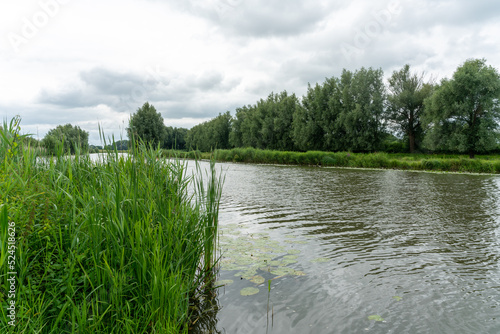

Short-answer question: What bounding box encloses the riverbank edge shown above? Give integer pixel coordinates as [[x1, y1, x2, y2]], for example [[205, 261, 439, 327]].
[[162, 148, 500, 174], [1, 143, 221, 333]]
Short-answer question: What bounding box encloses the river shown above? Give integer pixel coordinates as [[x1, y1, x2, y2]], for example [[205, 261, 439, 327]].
[[188, 161, 500, 334]]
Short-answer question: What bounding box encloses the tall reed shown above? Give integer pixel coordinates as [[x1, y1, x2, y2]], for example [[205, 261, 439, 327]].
[[0, 118, 223, 333]]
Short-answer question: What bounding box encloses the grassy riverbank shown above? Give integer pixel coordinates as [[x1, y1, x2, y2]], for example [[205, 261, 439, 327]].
[[174, 147, 500, 174], [1, 119, 222, 333]]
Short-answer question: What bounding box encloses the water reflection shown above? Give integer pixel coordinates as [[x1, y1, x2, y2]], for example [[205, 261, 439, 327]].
[[187, 163, 500, 333], [189, 286, 223, 334]]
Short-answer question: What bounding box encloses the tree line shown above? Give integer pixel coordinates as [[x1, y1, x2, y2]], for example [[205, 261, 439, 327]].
[[182, 58, 500, 158], [34, 58, 500, 159]]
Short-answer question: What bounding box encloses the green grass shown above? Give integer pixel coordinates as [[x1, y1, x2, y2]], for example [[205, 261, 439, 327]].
[[0, 117, 223, 333], [206, 147, 500, 174]]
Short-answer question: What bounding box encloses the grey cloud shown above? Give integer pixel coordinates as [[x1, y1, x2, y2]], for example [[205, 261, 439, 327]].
[[38, 87, 116, 108], [173, 0, 344, 37], [37, 66, 241, 122], [192, 71, 224, 90], [38, 67, 235, 112], [37, 67, 154, 109], [80, 68, 158, 96], [394, 0, 500, 34]]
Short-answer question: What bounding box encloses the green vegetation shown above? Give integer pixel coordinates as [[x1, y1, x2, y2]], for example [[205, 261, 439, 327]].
[[230, 91, 300, 151], [386, 64, 433, 153], [423, 59, 500, 158], [185, 58, 500, 157], [186, 111, 232, 151], [0, 117, 222, 333], [127, 102, 188, 150], [207, 147, 500, 173], [42, 123, 90, 155], [104, 139, 128, 151]]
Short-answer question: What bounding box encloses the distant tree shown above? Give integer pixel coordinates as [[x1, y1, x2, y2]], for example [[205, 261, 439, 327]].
[[229, 105, 250, 148], [272, 91, 300, 151], [423, 59, 500, 158], [186, 112, 232, 151], [42, 123, 89, 155], [386, 64, 434, 153], [337, 67, 386, 152], [292, 82, 330, 151], [23, 136, 41, 148], [104, 140, 128, 151], [166, 127, 188, 150], [127, 102, 165, 147], [293, 68, 384, 153]]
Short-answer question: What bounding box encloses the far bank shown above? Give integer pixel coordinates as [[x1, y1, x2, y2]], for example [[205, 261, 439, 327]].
[[162, 148, 500, 174]]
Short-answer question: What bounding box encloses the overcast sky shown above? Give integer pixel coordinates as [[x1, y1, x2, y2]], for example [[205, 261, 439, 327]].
[[1, 0, 500, 144]]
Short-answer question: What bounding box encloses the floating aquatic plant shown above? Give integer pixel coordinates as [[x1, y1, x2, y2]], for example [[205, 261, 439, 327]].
[[368, 315, 384, 322], [217, 223, 308, 287], [215, 280, 234, 286], [240, 287, 260, 296], [249, 275, 266, 284]]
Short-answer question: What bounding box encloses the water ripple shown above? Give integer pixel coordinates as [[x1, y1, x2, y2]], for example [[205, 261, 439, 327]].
[[194, 162, 500, 334]]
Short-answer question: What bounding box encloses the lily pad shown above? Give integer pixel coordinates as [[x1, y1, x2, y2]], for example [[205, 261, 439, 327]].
[[368, 315, 384, 322], [392, 296, 402, 301], [249, 275, 265, 284], [311, 257, 330, 263], [234, 268, 258, 279], [240, 287, 259, 296], [287, 249, 301, 255], [284, 240, 308, 244], [221, 263, 248, 271], [269, 266, 295, 276], [215, 280, 234, 286]]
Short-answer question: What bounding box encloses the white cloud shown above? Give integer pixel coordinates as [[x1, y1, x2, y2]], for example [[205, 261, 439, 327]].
[[1, 0, 500, 144]]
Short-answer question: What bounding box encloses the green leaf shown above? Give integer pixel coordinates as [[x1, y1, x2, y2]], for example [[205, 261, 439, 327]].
[[368, 315, 384, 322], [240, 287, 259, 296]]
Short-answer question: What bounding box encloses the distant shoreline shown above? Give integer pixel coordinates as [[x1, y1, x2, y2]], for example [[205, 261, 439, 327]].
[[161, 148, 500, 175]]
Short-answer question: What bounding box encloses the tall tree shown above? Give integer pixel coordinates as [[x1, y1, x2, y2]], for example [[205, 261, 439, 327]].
[[229, 106, 250, 148], [423, 59, 500, 158], [338, 67, 385, 152], [292, 83, 328, 151], [273, 91, 300, 151], [127, 102, 165, 147], [186, 112, 232, 151], [386, 64, 433, 153], [42, 123, 89, 155]]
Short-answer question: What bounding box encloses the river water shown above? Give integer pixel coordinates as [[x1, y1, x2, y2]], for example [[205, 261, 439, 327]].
[[189, 161, 500, 334]]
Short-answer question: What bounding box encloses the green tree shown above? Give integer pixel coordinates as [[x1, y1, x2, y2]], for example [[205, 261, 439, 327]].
[[273, 91, 300, 151], [42, 123, 89, 155], [338, 67, 385, 152], [229, 106, 250, 148], [253, 91, 299, 151], [186, 112, 232, 151], [423, 59, 500, 158], [386, 64, 433, 153], [171, 127, 188, 150], [292, 83, 329, 151], [104, 139, 128, 151], [163, 126, 188, 150], [127, 102, 165, 147]]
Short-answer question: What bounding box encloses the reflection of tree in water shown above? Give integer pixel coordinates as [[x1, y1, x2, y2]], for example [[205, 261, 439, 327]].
[[188, 283, 223, 334]]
